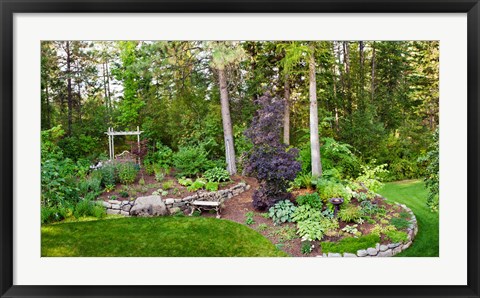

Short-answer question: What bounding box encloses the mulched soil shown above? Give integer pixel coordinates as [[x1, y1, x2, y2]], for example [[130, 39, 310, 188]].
[[97, 169, 242, 202]]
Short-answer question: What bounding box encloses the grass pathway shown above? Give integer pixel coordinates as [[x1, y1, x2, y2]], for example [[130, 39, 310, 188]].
[[378, 180, 439, 257], [41, 216, 287, 257]]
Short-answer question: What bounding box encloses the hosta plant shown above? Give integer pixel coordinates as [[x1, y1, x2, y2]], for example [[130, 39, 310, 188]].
[[268, 200, 296, 225], [203, 167, 230, 182]]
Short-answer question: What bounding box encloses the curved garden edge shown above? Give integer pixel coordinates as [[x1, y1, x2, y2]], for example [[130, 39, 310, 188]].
[[318, 201, 418, 258]]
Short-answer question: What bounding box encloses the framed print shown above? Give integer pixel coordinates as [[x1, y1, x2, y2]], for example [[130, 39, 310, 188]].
[[1, 0, 479, 297]]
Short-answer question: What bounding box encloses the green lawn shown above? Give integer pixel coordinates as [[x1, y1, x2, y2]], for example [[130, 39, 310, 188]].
[[41, 216, 287, 257], [378, 180, 439, 257]]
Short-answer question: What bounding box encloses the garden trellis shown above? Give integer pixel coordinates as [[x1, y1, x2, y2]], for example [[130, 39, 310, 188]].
[[105, 126, 143, 161]]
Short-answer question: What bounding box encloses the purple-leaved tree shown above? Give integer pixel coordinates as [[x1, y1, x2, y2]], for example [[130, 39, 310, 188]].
[[243, 93, 301, 210]]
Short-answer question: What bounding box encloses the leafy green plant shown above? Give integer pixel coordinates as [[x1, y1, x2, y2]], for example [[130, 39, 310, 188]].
[[119, 190, 129, 198], [98, 163, 118, 187], [187, 178, 207, 192], [292, 174, 314, 190], [360, 200, 383, 216], [205, 181, 219, 192], [257, 223, 268, 231], [268, 200, 296, 225], [418, 129, 439, 211], [245, 211, 255, 225], [292, 205, 322, 223], [384, 230, 409, 243], [390, 217, 411, 229], [296, 193, 323, 209], [154, 168, 165, 182], [338, 205, 362, 222], [139, 177, 145, 186], [110, 195, 118, 200], [178, 177, 193, 187], [73, 199, 106, 219], [203, 167, 230, 182], [353, 191, 368, 202], [301, 241, 313, 254], [370, 224, 397, 237], [117, 162, 138, 185], [162, 180, 174, 190], [104, 184, 115, 193], [314, 178, 352, 203], [296, 217, 339, 241], [356, 163, 388, 193], [342, 224, 360, 236]]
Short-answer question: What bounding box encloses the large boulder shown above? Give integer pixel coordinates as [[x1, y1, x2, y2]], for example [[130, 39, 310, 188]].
[[130, 195, 169, 216]]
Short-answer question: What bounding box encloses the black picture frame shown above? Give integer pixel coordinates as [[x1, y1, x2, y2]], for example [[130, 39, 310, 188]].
[[1, 1, 479, 297]]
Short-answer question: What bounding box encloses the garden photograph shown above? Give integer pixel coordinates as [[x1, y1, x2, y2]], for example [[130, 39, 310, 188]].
[[40, 40, 439, 258]]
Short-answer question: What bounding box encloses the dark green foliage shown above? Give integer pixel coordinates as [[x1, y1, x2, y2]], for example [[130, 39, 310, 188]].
[[360, 200, 383, 216], [321, 234, 381, 254], [97, 163, 118, 187], [203, 167, 231, 182], [119, 190, 129, 198], [144, 142, 174, 171], [418, 129, 439, 211], [117, 162, 138, 185], [41, 206, 70, 224], [73, 199, 106, 219], [296, 193, 323, 209], [301, 241, 313, 254], [390, 217, 411, 229], [173, 146, 211, 177], [245, 211, 255, 225]]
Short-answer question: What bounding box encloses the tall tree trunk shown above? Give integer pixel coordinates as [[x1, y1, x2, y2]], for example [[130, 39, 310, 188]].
[[66, 41, 73, 136], [359, 41, 365, 109], [218, 68, 237, 175], [309, 45, 322, 177], [283, 75, 290, 145]]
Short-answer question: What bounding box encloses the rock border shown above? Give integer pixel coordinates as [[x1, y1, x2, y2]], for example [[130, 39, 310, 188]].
[[318, 201, 418, 258], [101, 182, 250, 216]]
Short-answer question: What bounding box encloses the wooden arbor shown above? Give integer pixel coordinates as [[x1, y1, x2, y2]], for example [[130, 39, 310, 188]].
[[105, 126, 143, 161]]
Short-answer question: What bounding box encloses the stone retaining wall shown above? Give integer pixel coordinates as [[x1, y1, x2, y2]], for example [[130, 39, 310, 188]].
[[318, 202, 418, 257], [101, 182, 250, 216]]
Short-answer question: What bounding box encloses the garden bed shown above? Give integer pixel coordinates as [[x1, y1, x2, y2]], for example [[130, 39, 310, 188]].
[[96, 168, 243, 203], [205, 177, 417, 257]]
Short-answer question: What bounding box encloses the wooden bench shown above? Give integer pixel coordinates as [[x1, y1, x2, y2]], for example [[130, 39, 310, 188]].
[[189, 199, 224, 218]]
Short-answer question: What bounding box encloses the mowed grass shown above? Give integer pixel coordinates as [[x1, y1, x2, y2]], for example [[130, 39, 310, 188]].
[[378, 180, 439, 257], [41, 216, 287, 257]]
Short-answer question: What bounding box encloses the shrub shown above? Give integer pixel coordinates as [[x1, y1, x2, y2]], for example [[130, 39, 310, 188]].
[[78, 176, 102, 197], [356, 163, 388, 193], [338, 205, 362, 223], [173, 146, 210, 177], [296, 193, 323, 209], [204, 167, 230, 182], [97, 163, 118, 187], [41, 206, 70, 224], [268, 200, 297, 225], [244, 94, 301, 210], [117, 162, 138, 185], [384, 230, 409, 243], [119, 190, 129, 198], [205, 181, 219, 192]]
